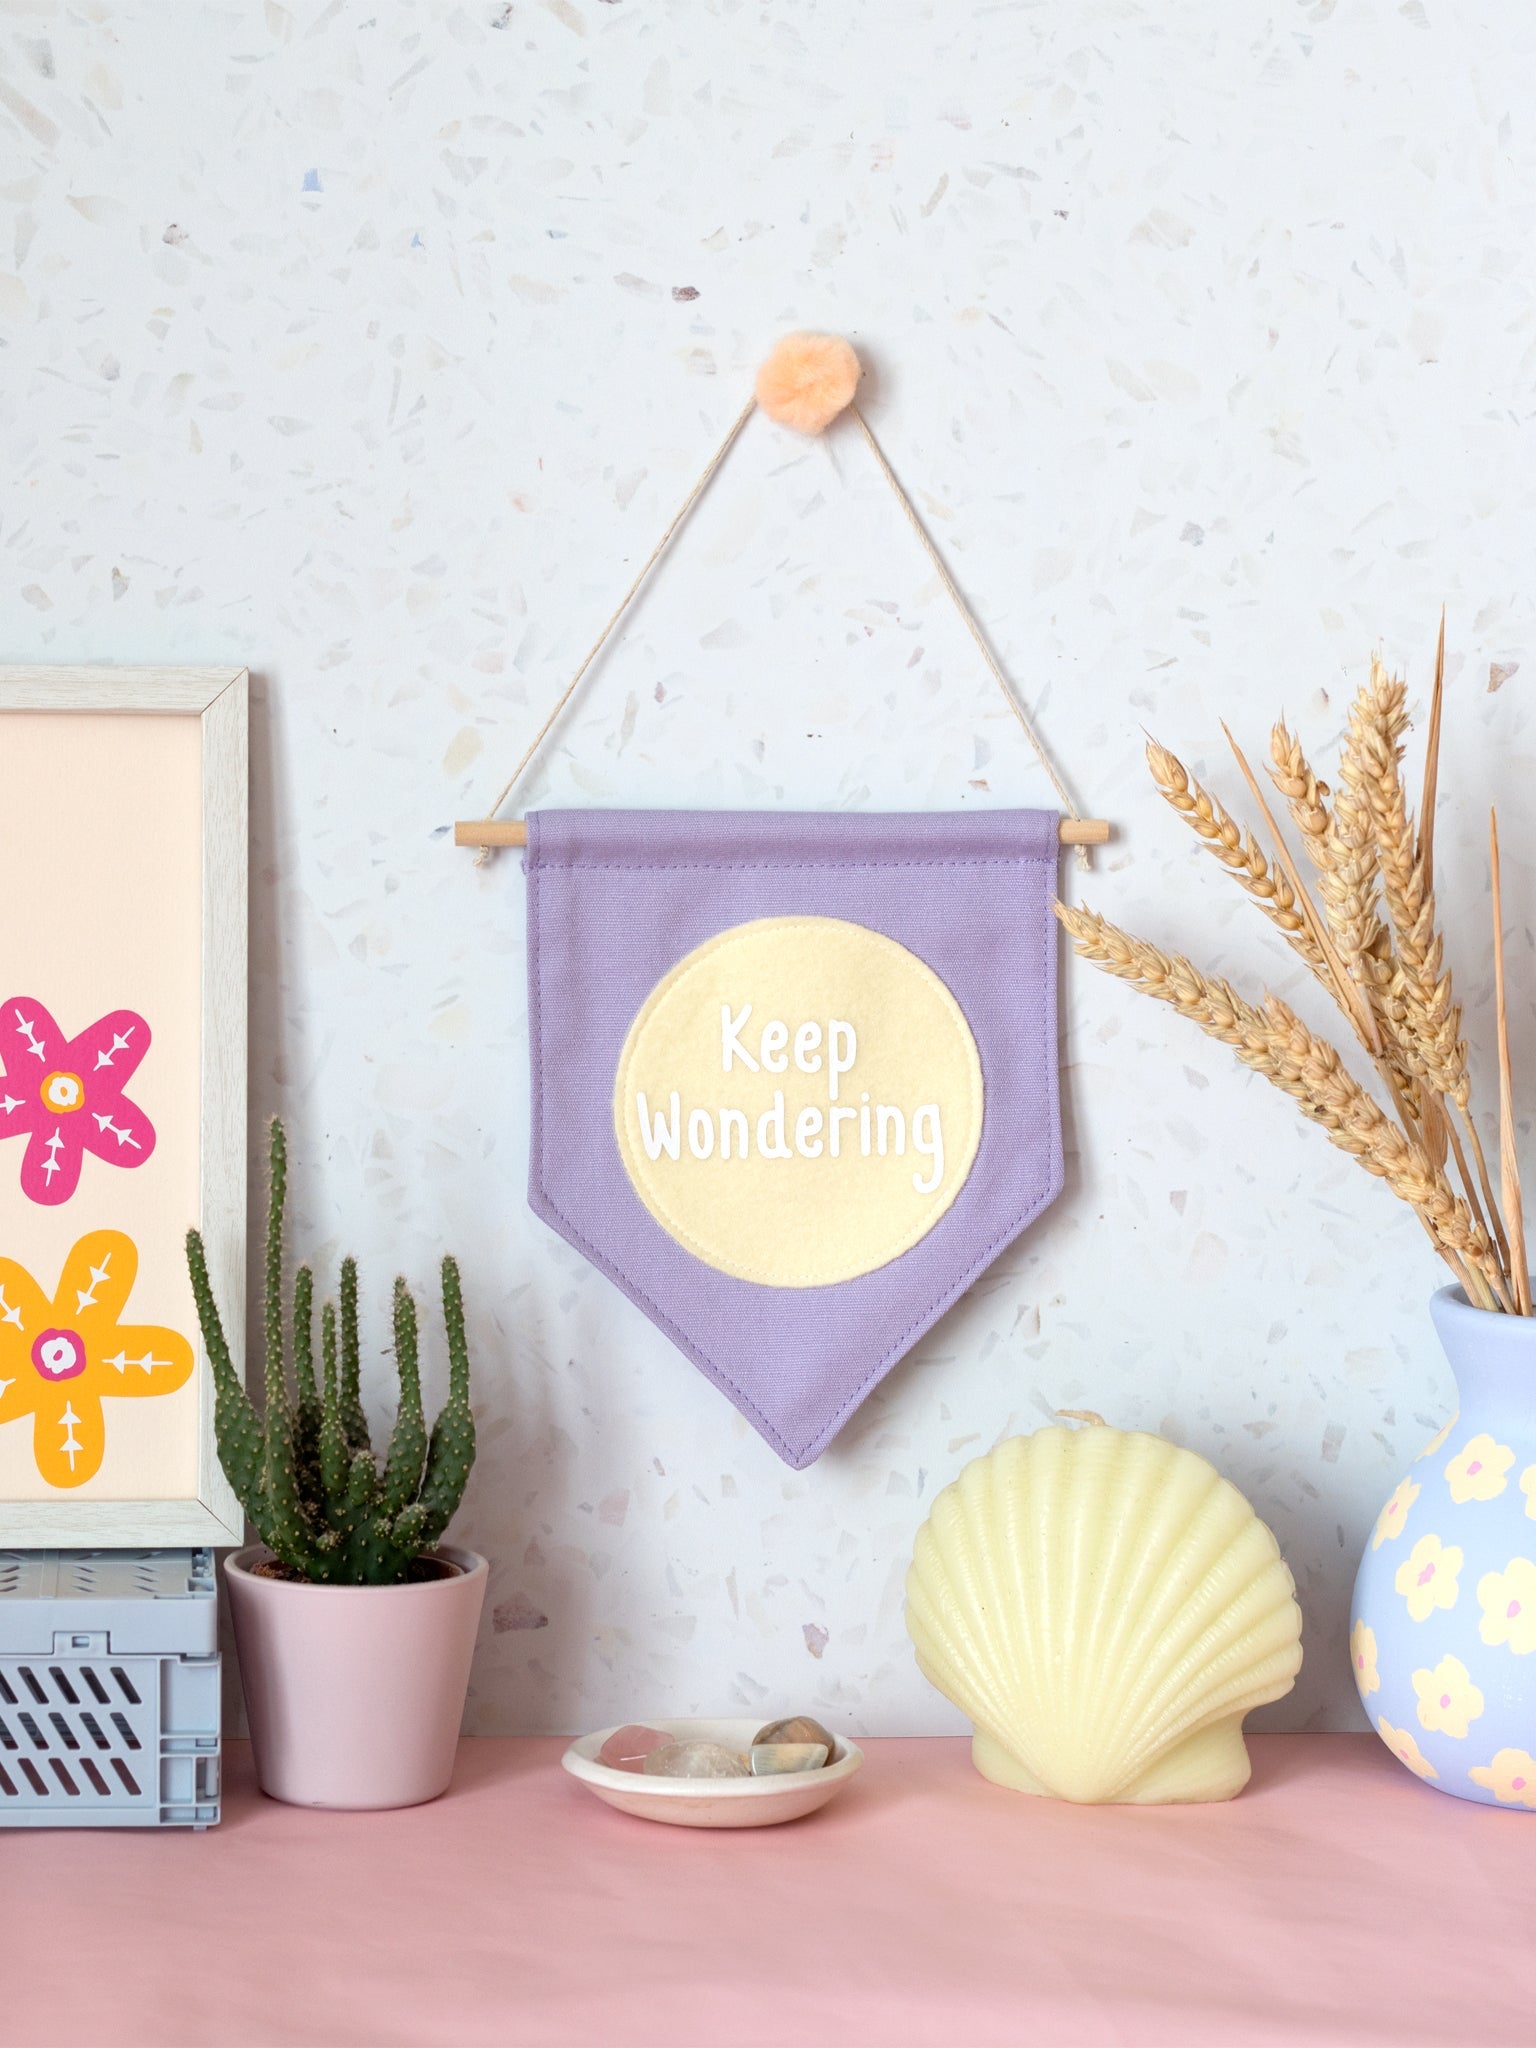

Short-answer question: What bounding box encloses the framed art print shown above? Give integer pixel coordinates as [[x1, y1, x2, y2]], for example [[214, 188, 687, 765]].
[[0, 668, 247, 1545]]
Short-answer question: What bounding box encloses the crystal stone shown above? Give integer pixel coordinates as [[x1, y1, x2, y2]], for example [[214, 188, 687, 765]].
[[642, 1740, 750, 1779], [597, 1724, 674, 1773], [752, 1715, 837, 1760], [749, 1742, 829, 1775]]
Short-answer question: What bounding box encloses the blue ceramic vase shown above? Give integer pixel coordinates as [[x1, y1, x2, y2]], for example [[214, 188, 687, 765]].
[[1351, 1285, 1536, 1807]]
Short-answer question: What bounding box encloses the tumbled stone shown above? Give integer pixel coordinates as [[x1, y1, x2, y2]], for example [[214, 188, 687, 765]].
[[752, 1716, 837, 1760], [642, 1740, 749, 1779], [597, 1724, 673, 1773], [749, 1742, 829, 1775]]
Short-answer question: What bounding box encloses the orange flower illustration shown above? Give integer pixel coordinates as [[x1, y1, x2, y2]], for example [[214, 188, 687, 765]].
[[0, 1231, 193, 1488]]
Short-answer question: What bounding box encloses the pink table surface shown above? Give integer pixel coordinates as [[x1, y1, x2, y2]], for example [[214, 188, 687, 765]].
[[7, 1734, 1533, 2048]]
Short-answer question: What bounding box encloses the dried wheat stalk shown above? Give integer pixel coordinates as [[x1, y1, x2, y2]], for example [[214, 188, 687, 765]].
[[1351, 658, 1506, 1248], [1268, 705, 1398, 1076], [1490, 811, 1532, 1315], [1358, 668, 1440, 1076], [1400, 614, 1514, 1257], [1224, 721, 1383, 1058], [1269, 722, 1332, 870], [1145, 739, 1325, 973], [1326, 684, 1396, 1030], [1420, 610, 1447, 890], [1056, 905, 1505, 1308], [1061, 637, 1528, 1312]]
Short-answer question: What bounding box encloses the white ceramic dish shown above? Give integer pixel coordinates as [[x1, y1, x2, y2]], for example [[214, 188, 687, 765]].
[[562, 1717, 863, 1829]]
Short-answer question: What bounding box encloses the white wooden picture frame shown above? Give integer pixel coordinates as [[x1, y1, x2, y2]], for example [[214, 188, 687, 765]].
[[0, 667, 247, 1546]]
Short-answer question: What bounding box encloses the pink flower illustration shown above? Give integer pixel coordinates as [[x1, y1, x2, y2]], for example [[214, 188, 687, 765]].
[[0, 997, 156, 1206]]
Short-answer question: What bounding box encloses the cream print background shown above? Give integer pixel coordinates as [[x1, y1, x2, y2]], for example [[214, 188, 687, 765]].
[[0, 716, 202, 1501], [4, 2, 1535, 1730]]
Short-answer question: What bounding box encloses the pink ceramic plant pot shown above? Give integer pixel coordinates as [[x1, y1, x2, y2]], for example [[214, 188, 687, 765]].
[[225, 1544, 487, 1810]]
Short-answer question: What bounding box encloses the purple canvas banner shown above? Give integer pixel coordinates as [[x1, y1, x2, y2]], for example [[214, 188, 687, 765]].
[[525, 810, 1062, 1468]]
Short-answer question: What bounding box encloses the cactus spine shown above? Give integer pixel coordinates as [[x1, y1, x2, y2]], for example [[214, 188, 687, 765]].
[[186, 1119, 476, 1585]]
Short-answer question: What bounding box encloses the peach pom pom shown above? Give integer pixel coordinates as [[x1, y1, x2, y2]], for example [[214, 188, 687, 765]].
[[754, 332, 861, 435]]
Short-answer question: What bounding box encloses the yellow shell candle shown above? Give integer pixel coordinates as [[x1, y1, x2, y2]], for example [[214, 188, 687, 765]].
[[904, 1419, 1303, 1804]]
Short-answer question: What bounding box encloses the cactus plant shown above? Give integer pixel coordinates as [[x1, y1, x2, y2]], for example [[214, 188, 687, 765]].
[[185, 1119, 476, 1585]]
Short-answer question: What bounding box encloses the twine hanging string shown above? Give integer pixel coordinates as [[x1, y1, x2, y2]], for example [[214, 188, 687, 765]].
[[472, 392, 757, 865], [469, 333, 1092, 865], [846, 403, 1082, 834]]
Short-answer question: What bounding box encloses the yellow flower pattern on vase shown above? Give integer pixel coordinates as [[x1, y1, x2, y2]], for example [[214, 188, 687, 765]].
[[1354, 1291, 1536, 1810], [1377, 1716, 1438, 1781], [1444, 1433, 1515, 1504], [1371, 1476, 1420, 1550], [1468, 1748, 1536, 1808], [1415, 1417, 1455, 1462], [1350, 1619, 1381, 1698], [0, 1231, 194, 1488], [1476, 1557, 1536, 1655], [1411, 1654, 1484, 1739], [1393, 1534, 1463, 1622]]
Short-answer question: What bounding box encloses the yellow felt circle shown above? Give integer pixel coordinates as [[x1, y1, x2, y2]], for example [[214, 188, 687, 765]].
[[613, 916, 984, 1288]]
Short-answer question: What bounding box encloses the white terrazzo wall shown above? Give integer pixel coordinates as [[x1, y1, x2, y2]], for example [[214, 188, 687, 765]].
[[5, 0, 1536, 1732]]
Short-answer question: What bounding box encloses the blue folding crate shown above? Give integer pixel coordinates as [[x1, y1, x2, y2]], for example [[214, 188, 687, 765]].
[[0, 1549, 220, 1828]]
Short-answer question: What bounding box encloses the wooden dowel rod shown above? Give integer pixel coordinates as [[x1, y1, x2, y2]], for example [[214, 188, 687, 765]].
[[455, 817, 1112, 850]]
